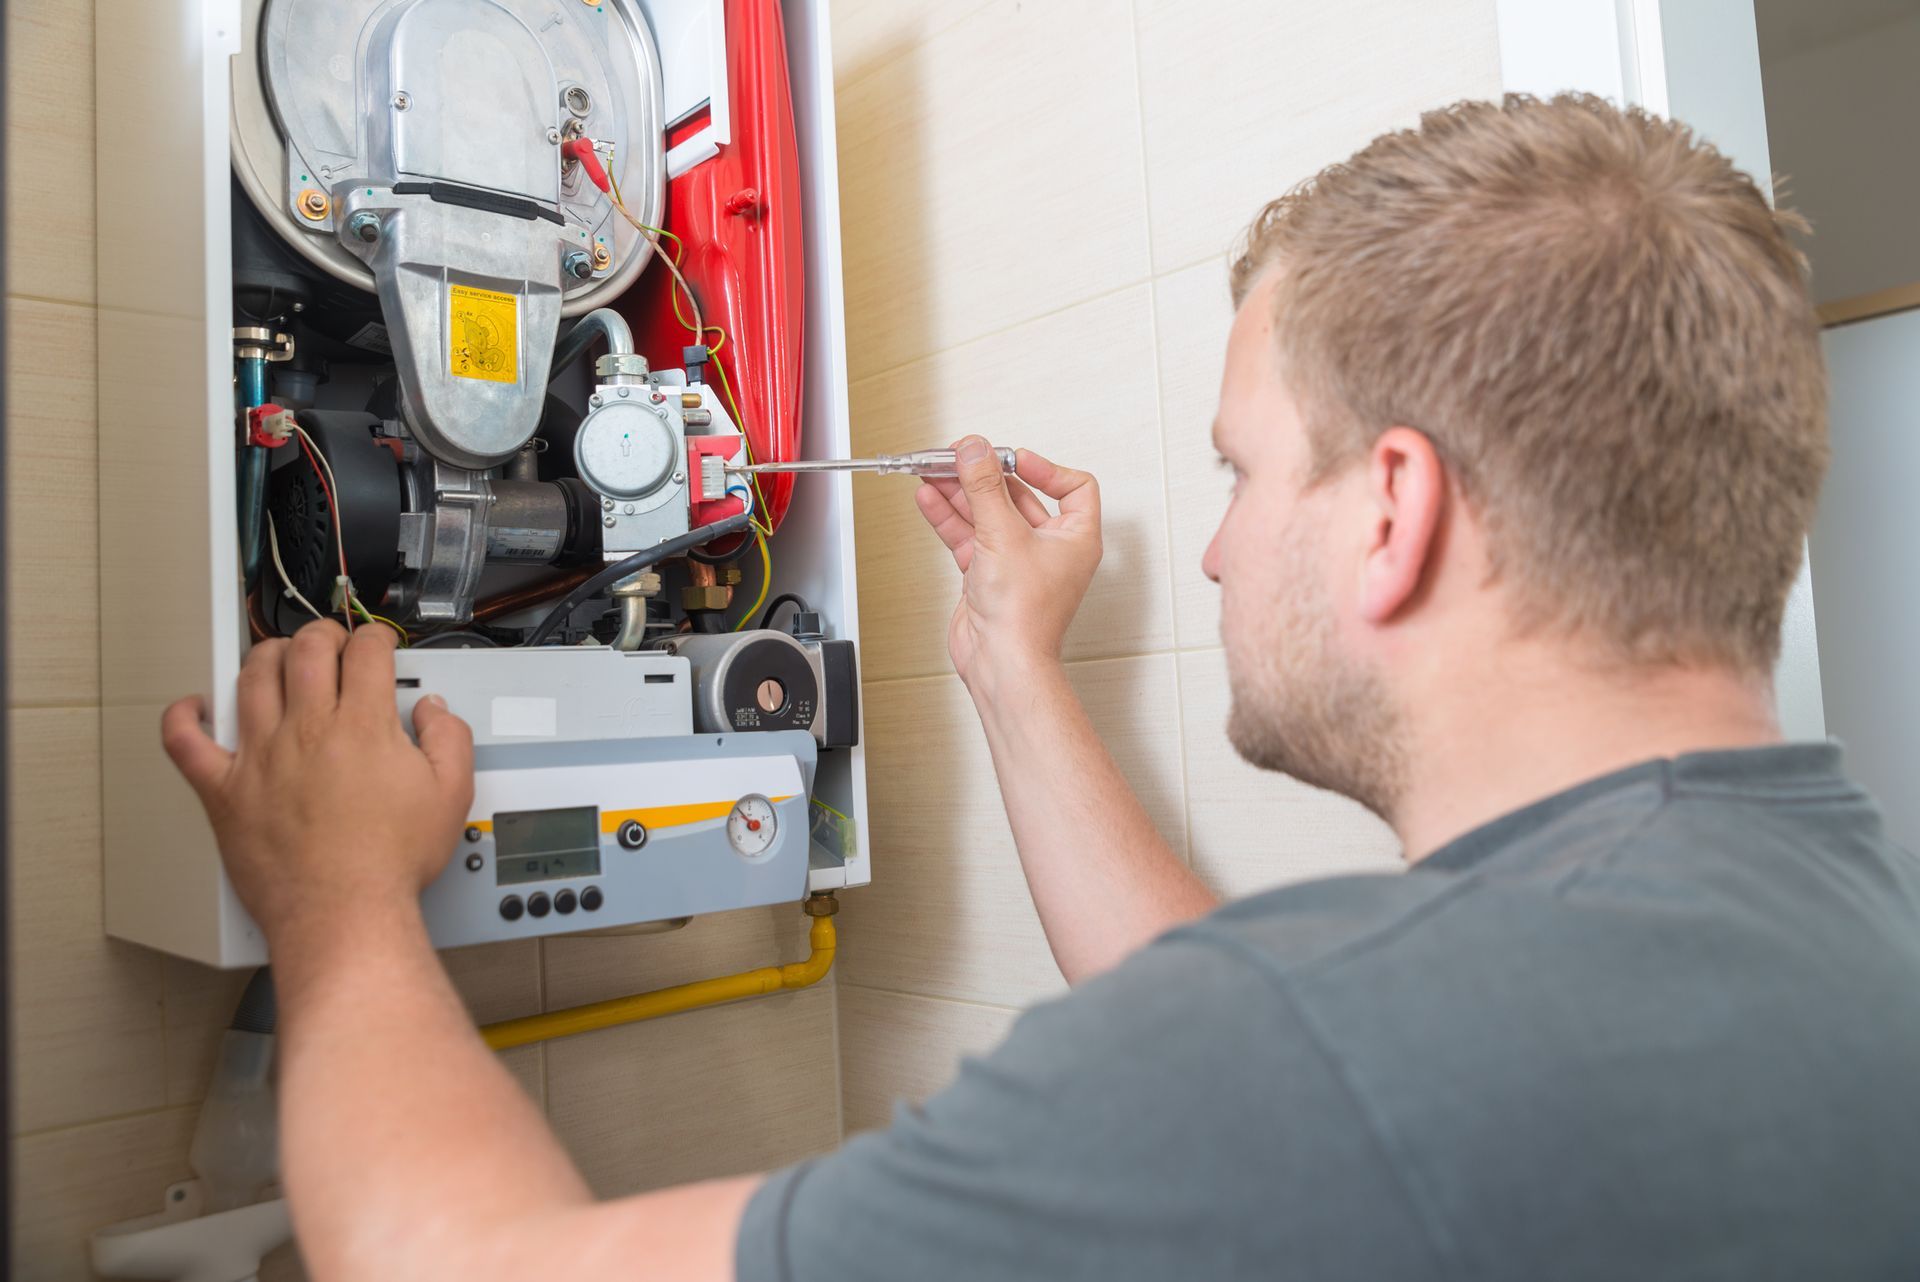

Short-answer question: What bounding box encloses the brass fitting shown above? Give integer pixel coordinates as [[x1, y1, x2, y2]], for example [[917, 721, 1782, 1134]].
[[298, 189, 330, 220], [716, 566, 744, 588], [591, 242, 612, 271], [681, 585, 733, 612], [611, 571, 663, 599], [681, 391, 703, 409], [803, 892, 840, 918]]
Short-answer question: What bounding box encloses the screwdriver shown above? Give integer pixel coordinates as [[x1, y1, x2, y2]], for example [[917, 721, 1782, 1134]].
[[726, 447, 1018, 478]]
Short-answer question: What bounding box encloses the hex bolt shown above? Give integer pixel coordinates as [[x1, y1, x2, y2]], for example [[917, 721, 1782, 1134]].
[[347, 211, 381, 243], [563, 250, 593, 280], [298, 189, 330, 220], [591, 243, 612, 271], [391, 91, 411, 110]]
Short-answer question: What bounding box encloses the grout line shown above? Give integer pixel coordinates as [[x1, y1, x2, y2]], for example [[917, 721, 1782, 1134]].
[[2, 291, 99, 311], [1124, 0, 1195, 871], [839, 979, 1028, 1018], [829, 0, 1003, 100], [13, 1099, 199, 1144]]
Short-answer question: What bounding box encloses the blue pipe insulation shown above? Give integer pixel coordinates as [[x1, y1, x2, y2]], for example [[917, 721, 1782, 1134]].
[[237, 356, 269, 585]]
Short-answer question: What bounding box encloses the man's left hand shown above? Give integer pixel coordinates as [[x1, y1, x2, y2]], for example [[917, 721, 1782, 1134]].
[[161, 620, 475, 942]]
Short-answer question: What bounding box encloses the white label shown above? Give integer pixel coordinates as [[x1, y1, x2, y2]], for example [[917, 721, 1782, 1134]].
[[490, 696, 558, 738], [346, 321, 392, 354]]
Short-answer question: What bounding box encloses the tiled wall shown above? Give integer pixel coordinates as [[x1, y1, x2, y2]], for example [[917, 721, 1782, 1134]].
[[5, 5, 838, 1276], [826, 0, 1503, 1131]]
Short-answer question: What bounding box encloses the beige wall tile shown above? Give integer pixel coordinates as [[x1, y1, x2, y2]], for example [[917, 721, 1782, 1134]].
[[829, 0, 992, 88], [838, 984, 1017, 1133], [546, 985, 840, 1196], [835, 0, 1150, 380], [850, 285, 1173, 681], [1151, 257, 1238, 649], [1135, 0, 1504, 274], [839, 655, 1187, 1007], [5, 1, 95, 305], [5, 298, 100, 705], [543, 904, 810, 1010], [12, 1105, 197, 1282], [10, 707, 167, 1134], [1176, 648, 1401, 899], [440, 939, 544, 1023]]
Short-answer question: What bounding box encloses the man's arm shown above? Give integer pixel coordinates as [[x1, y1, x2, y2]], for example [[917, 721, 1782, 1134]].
[[915, 439, 1217, 983], [163, 624, 749, 1281]]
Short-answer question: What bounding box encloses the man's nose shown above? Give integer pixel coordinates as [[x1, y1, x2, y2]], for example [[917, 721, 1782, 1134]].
[[1201, 529, 1223, 584]]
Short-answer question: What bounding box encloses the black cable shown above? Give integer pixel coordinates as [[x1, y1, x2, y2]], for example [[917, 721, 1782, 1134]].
[[525, 512, 755, 647], [757, 592, 812, 632]]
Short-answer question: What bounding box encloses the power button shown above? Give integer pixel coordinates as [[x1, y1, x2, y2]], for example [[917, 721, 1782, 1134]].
[[617, 819, 648, 850]]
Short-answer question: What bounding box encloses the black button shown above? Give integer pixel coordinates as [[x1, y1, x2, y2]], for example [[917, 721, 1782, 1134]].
[[465, 825, 483, 843], [499, 895, 524, 922], [464, 853, 484, 873], [617, 819, 648, 849], [527, 892, 551, 918], [555, 889, 577, 915], [580, 886, 604, 912]]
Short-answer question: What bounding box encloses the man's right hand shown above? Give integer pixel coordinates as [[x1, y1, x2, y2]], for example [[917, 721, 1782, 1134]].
[[914, 436, 1102, 694]]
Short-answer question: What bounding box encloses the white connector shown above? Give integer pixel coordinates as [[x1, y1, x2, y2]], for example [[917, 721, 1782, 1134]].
[[699, 453, 728, 501]]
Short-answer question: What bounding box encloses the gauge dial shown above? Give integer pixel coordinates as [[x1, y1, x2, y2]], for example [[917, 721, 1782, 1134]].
[[726, 795, 778, 858]]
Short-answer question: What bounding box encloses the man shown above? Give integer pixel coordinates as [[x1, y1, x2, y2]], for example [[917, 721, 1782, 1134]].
[[163, 94, 1920, 1280]]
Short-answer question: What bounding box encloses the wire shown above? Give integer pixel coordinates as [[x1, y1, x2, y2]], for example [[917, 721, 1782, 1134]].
[[756, 592, 813, 633], [351, 597, 410, 646], [732, 526, 772, 632], [810, 796, 853, 823], [525, 511, 755, 646], [287, 425, 354, 633], [266, 513, 324, 622]]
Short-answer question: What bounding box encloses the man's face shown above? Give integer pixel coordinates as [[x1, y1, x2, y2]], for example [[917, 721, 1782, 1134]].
[[1203, 275, 1405, 819]]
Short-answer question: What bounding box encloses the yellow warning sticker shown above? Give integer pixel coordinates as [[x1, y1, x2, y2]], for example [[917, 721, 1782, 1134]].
[[448, 285, 518, 383]]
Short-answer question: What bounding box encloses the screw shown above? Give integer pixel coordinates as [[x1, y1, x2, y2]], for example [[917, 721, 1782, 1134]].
[[650, 392, 665, 404], [546, 126, 562, 145], [392, 91, 411, 110], [590, 394, 603, 407], [623, 503, 636, 515], [563, 250, 593, 280], [602, 498, 614, 512], [348, 210, 381, 243], [617, 387, 630, 397], [603, 515, 617, 528], [298, 189, 329, 220]]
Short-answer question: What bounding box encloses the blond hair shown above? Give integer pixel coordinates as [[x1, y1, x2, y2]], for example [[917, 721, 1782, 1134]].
[[1232, 93, 1828, 671]]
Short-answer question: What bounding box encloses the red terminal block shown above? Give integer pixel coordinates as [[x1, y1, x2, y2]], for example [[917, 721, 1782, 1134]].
[[687, 434, 748, 529], [562, 137, 612, 193], [246, 403, 295, 447]]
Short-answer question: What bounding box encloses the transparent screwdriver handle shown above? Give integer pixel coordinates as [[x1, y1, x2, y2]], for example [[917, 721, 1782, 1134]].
[[877, 447, 1018, 477]]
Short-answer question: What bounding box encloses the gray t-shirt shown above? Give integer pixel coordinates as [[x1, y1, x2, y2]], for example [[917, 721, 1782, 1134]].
[[738, 743, 1920, 1280]]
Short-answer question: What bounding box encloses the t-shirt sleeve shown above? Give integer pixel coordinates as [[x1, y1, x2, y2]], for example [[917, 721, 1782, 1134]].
[[734, 929, 1438, 1282]]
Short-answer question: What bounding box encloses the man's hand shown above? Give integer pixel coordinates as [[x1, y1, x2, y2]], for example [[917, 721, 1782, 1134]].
[[160, 620, 474, 942], [914, 436, 1102, 691]]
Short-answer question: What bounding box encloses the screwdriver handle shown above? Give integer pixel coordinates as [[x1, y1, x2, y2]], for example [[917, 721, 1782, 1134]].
[[881, 447, 1018, 477]]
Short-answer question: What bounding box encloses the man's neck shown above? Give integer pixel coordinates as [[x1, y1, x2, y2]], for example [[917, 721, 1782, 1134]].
[[1394, 645, 1783, 864]]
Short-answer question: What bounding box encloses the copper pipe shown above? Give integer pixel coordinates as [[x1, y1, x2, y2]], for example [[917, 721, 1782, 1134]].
[[473, 566, 597, 624]]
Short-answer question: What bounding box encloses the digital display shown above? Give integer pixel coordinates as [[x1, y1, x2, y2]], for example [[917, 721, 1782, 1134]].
[[494, 806, 602, 885]]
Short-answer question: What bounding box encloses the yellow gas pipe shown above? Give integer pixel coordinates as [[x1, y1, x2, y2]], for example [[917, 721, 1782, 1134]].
[[479, 896, 838, 1052]]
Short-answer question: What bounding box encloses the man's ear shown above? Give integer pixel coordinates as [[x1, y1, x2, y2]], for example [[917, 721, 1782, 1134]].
[[1357, 427, 1447, 625]]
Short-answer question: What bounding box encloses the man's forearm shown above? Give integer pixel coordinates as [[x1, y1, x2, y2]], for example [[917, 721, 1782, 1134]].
[[271, 901, 592, 1277], [971, 656, 1217, 983]]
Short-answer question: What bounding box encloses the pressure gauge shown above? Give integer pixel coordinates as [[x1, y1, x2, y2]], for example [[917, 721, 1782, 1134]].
[[726, 795, 778, 858]]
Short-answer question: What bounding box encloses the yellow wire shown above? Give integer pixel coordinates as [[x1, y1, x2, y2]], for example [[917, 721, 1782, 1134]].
[[351, 598, 410, 646], [732, 527, 772, 631], [810, 796, 852, 823]]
